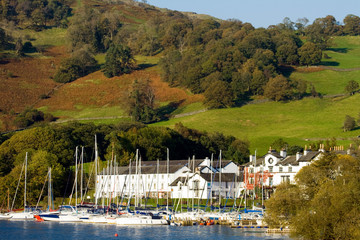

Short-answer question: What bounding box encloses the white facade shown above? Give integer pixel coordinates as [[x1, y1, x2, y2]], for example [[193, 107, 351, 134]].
[[95, 158, 241, 202], [244, 148, 325, 190]]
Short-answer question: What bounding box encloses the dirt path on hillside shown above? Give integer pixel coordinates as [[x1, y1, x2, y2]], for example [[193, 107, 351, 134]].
[[319, 66, 360, 71]]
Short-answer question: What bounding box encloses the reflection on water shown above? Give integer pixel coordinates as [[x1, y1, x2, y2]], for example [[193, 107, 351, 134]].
[[0, 221, 292, 240]]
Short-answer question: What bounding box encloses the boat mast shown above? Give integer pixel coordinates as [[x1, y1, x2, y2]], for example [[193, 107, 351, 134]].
[[95, 135, 98, 207], [253, 150, 256, 210], [166, 148, 169, 211], [48, 167, 52, 210], [80, 147, 84, 204], [210, 153, 213, 207], [192, 155, 195, 212], [219, 150, 222, 213], [24, 152, 27, 212], [156, 158, 159, 211], [135, 149, 138, 209], [75, 146, 78, 208]]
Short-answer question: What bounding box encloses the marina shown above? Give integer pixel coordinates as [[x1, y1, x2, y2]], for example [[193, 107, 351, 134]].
[[0, 220, 291, 240]]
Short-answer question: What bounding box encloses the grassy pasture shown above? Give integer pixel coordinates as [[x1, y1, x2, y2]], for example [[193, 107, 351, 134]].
[[153, 94, 360, 155], [321, 36, 360, 69]]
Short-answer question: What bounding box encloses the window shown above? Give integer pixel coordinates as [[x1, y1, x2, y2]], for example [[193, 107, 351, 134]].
[[249, 178, 254, 184], [161, 183, 164, 189], [269, 177, 273, 186], [162, 174, 164, 179], [269, 166, 273, 173], [281, 176, 290, 183], [249, 168, 254, 173], [288, 167, 292, 172], [148, 175, 150, 179], [279, 167, 283, 172], [193, 180, 199, 190]]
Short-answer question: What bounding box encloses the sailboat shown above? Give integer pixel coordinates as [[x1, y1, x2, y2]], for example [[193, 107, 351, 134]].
[[8, 152, 34, 220]]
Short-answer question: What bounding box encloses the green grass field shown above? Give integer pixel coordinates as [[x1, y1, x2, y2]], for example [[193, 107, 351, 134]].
[[321, 36, 360, 69], [153, 94, 360, 155]]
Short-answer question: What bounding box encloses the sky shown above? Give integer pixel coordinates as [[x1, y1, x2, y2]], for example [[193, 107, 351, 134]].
[[148, 0, 360, 28]]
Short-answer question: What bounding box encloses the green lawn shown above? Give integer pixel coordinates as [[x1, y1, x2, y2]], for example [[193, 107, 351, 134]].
[[290, 70, 360, 95], [321, 36, 360, 69], [153, 94, 360, 155], [40, 105, 127, 119]]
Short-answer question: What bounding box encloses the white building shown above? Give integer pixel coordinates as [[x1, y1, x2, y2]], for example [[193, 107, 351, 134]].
[[242, 146, 351, 192], [95, 157, 242, 202]]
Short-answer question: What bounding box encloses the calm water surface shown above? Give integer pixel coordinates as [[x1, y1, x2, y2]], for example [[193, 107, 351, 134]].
[[0, 220, 292, 240]]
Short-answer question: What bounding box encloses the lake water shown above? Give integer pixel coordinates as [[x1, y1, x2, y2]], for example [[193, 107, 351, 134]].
[[0, 220, 292, 240]]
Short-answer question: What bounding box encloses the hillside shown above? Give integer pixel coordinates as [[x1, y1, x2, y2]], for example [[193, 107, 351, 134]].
[[1, 0, 360, 156]]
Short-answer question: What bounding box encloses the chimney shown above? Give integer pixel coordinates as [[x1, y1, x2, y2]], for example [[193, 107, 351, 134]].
[[319, 144, 325, 153], [304, 145, 310, 156], [296, 152, 302, 161], [280, 149, 287, 158]]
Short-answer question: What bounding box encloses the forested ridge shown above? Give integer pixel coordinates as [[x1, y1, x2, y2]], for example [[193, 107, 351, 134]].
[[0, 122, 249, 208]]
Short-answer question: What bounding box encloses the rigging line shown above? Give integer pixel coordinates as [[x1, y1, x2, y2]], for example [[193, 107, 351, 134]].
[[204, 153, 220, 212], [11, 160, 25, 211], [35, 168, 50, 209], [222, 174, 236, 213]]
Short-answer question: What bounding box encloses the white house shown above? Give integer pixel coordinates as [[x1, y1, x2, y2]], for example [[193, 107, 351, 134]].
[[95, 157, 241, 203], [243, 145, 351, 193]]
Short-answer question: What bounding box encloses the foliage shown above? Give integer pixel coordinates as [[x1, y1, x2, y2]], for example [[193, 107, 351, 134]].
[[266, 154, 360, 239], [127, 78, 157, 123], [204, 80, 233, 109], [263, 75, 292, 101], [0, 122, 249, 208], [67, 7, 121, 53], [298, 42, 322, 66], [14, 107, 54, 128], [53, 48, 98, 83], [103, 44, 136, 78], [343, 115, 356, 132], [345, 80, 359, 95], [0, 0, 71, 28]]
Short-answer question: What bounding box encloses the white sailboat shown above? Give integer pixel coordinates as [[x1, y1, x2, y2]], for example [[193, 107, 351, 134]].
[[9, 152, 34, 220]]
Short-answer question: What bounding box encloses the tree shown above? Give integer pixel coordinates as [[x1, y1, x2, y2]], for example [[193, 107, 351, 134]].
[[103, 44, 136, 78], [343, 14, 360, 35], [343, 115, 356, 132], [204, 80, 233, 109], [124, 78, 157, 123], [263, 75, 291, 101], [271, 138, 288, 151], [298, 42, 322, 66], [265, 154, 360, 239], [345, 80, 359, 95]]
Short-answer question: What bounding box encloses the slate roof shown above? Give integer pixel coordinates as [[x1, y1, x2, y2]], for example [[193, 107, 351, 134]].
[[100, 164, 188, 175], [277, 155, 299, 166], [297, 151, 321, 162]]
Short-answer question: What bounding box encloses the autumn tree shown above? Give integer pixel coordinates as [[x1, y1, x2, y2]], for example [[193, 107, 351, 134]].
[[204, 80, 233, 109], [263, 75, 291, 101]]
